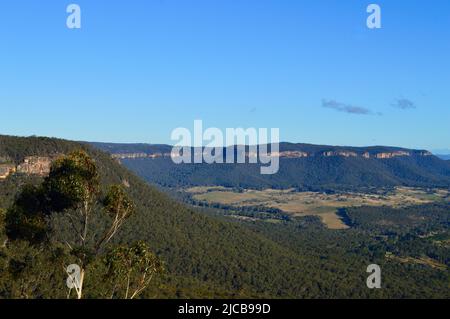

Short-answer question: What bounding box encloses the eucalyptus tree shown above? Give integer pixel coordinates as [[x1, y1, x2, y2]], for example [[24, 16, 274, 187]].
[[4, 150, 160, 299]]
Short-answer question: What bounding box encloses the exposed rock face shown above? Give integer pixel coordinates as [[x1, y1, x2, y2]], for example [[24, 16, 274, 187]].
[[415, 151, 433, 156], [375, 151, 410, 159], [0, 164, 16, 180], [112, 153, 147, 159], [112, 153, 167, 159], [279, 151, 309, 158], [245, 151, 310, 158], [109, 149, 435, 161], [323, 151, 358, 158], [16, 156, 53, 176]]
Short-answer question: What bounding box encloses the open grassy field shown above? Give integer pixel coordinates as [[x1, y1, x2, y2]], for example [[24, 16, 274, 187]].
[[187, 187, 450, 230], [385, 253, 448, 271]]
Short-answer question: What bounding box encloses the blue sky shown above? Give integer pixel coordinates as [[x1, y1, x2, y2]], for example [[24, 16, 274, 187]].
[[1, 0, 449, 151]]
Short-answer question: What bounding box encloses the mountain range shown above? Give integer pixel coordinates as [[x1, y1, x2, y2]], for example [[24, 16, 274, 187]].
[[91, 142, 450, 191]]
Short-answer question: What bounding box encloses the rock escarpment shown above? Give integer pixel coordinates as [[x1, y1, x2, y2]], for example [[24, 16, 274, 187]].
[[0, 156, 56, 180], [109, 149, 433, 160], [0, 164, 16, 180]]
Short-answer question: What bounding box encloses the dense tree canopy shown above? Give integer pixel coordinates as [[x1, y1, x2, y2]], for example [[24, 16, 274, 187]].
[[0, 135, 448, 299]]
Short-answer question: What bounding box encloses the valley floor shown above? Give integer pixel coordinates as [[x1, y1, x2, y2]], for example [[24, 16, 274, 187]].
[[186, 186, 450, 229]]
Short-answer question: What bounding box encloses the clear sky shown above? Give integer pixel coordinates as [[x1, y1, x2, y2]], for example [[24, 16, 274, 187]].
[[1, 0, 449, 150]]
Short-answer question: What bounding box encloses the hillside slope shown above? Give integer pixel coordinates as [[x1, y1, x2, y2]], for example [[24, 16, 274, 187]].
[[0, 135, 353, 298], [436, 154, 450, 161], [91, 142, 450, 190]]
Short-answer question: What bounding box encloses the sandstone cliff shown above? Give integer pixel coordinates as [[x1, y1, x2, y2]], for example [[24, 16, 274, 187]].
[[0, 164, 16, 180], [109, 149, 434, 160], [16, 156, 53, 176], [0, 156, 56, 180]]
